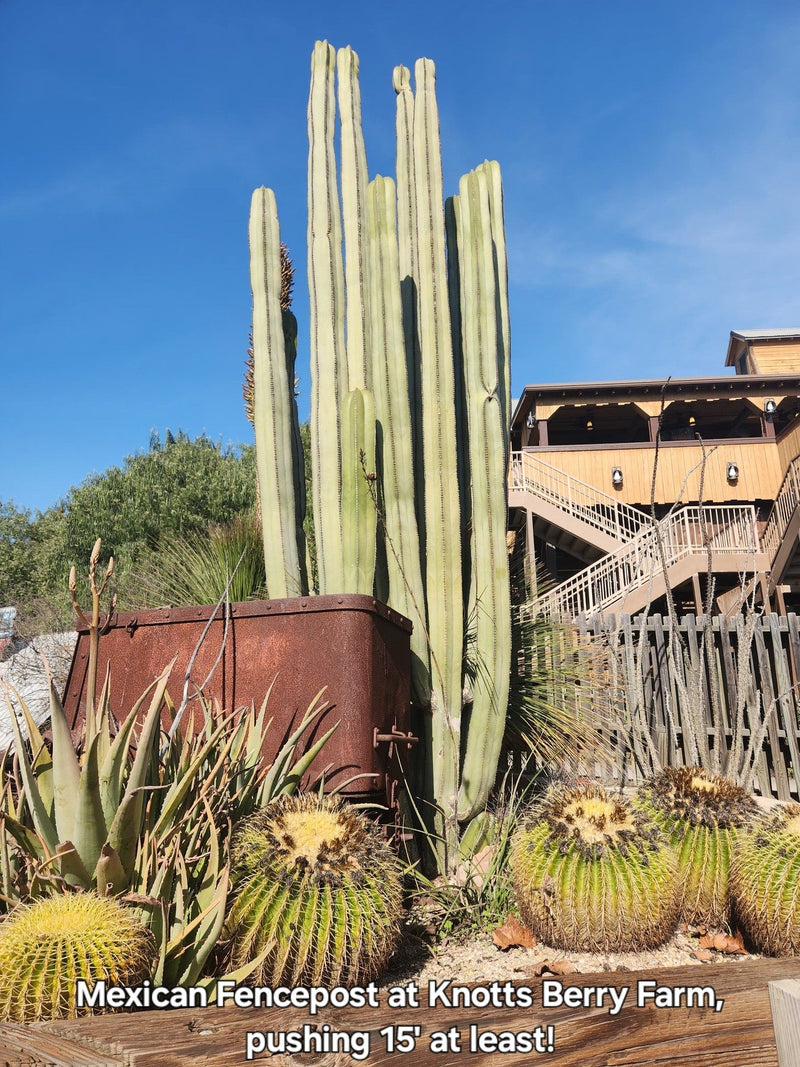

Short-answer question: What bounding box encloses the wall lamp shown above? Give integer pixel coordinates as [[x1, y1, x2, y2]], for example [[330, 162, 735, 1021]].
[[765, 398, 777, 415], [611, 466, 623, 488], [726, 462, 740, 483], [526, 410, 537, 429]]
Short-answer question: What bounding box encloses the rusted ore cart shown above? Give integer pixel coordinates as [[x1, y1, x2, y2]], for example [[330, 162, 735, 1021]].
[[61, 593, 415, 810]]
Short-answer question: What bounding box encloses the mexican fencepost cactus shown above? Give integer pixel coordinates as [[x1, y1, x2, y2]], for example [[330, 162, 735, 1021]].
[[249, 187, 307, 598], [366, 175, 430, 706], [453, 164, 512, 822], [249, 43, 512, 870], [341, 387, 377, 595], [337, 46, 371, 394], [307, 40, 347, 594]]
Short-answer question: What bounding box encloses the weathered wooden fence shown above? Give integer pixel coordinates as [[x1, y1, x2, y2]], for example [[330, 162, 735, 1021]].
[[572, 612, 800, 800]]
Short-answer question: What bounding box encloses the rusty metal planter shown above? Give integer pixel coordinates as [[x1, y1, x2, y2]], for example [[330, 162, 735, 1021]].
[[62, 595, 412, 806]]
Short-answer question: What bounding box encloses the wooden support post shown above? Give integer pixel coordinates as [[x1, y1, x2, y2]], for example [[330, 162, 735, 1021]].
[[525, 507, 537, 593], [769, 978, 800, 1067], [691, 572, 704, 614]]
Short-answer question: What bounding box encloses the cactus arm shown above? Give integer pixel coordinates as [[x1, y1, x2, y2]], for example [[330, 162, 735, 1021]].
[[249, 187, 306, 599], [455, 166, 511, 821], [308, 40, 346, 593], [392, 64, 422, 516], [367, 175, 431, 704], [412, 58, 464, 852], [282, 308, 309, 592], [341, 387, 377, 595], [484, 159, 511, 467], [337, 46, 371, 393]]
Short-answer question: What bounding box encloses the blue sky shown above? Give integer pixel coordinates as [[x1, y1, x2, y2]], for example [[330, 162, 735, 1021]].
[[3, 1, 800, 513]]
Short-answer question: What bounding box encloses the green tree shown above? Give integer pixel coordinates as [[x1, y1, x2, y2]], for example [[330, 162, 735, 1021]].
[[0, 501, 36, 607], [8, 433, 258, 631]]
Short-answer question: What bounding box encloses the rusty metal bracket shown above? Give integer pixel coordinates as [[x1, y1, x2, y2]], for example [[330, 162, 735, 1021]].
[[373, 726, 418, 749]]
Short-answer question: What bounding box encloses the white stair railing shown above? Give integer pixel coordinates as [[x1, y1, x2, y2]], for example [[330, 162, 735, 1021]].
[[535, 505, 760, 620], [510, 451, 648, 542], [761, 455, 800, 565]]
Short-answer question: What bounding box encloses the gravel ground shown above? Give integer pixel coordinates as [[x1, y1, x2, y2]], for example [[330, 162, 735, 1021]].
[[381, 921, 760, 987]]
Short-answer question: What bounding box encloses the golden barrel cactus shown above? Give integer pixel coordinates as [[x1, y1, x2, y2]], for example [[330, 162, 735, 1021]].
[[0, 893, 155, 1022], [510, 783, 679, 952], [637, 766, 760, 926], [223, 793, 403, 986], [730, 803, 800, 955]]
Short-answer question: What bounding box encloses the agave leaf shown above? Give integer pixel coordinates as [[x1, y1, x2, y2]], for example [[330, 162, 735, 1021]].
[[0, 811, 48, 863], [99, 678, 160, 827], [107, 664, 174, 878], [54, 840, 93, 889], [1, 682, 58, 855], [15, 695, 54, 814], [200, 937, 276, 998], [166, 867, 231, 987], [269, 723, 340, 799], [93, 665, 113, 771], [149, 719, 235, 839], [48, 681, 81, 845], [259, 690, 330, 801], [70, 729, 109, 879]]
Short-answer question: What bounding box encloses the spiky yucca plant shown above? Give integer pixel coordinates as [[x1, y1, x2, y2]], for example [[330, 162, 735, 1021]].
[[637, 766, 760, 926], [0, 893, 155, 1022], [223, 794, 403, 986], [510, 783, 679, 952], [730, 803, 800, 955]]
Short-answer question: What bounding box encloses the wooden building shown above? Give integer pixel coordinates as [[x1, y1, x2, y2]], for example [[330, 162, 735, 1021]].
[[509, 329, 800, 619]]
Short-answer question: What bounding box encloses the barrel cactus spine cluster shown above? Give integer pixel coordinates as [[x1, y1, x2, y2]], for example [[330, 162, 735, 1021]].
[[249, 42, 512, 867]]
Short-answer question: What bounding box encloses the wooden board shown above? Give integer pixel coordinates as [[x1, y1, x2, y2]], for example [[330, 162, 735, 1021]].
[[9, 958, 799, 1066]]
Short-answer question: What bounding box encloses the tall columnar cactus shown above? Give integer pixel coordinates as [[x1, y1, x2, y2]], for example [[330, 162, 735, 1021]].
[[250, 43, 512, 869], [249, 187, 307, 598], [0, 894, 155, 1021], [307, 40, 347, 594], [510, 784, 680, 952], [454, 163, 512, 822], [637, 766, 761, 926]]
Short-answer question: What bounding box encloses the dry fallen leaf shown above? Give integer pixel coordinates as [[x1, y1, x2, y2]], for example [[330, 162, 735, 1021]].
[[697, 930, 747, 954], [492, 914, 536, 951], [529, 957, 577, 976], [690, 949, 715, 963]]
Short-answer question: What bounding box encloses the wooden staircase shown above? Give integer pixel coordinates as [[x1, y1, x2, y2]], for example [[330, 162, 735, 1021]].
[[509, 451, 767, 619]]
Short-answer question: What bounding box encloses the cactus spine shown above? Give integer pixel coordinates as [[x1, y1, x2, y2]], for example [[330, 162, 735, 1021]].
[[250, 44, 512, 868]]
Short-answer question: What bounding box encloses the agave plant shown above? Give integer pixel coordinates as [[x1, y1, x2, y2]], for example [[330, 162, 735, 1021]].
[[0, 540, 339, 990]]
